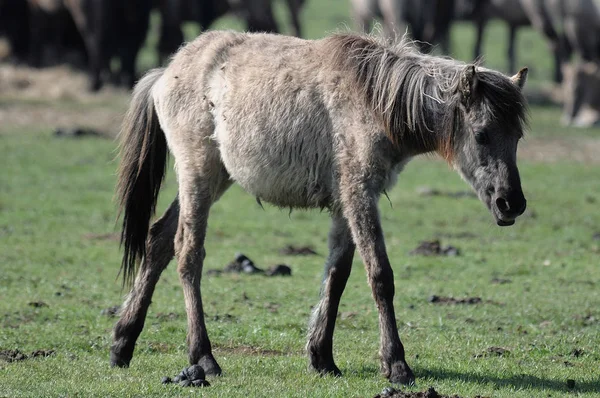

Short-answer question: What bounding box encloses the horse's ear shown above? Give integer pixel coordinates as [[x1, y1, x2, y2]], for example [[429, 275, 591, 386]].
[[459, 65, 478, 108], [511, 67, 528, 89]]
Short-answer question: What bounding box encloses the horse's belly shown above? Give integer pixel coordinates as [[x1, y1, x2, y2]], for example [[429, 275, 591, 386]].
[[214, 124, 336, 209]]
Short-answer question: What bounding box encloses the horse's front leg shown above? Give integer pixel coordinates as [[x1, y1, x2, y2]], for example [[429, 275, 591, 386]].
[[307, 214, 355, 376], [175, 165, 232, 375], [175, 189, 220, 375], [341, 184, 414, 385]]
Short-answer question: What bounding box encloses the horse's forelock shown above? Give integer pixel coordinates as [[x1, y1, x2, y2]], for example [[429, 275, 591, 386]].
[[477, 71, 529, 137]]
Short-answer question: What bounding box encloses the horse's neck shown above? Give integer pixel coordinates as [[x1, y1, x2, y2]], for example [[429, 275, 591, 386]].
[[409, 66, 458, 158]]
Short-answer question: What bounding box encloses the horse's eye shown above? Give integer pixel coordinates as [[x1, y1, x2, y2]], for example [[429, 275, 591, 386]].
[[475, 130, 489, 145]]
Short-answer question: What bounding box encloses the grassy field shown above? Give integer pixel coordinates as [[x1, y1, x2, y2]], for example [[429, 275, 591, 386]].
[[1, 1, 600, 397]]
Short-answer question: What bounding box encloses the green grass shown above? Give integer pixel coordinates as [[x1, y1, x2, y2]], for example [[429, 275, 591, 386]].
[[2, 1, 600, 397]]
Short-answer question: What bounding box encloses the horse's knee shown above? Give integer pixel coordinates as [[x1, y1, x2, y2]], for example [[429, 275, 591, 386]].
[[370, 265, 395, 300]]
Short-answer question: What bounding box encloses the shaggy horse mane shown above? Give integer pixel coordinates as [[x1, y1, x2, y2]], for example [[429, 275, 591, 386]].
[[323, 33, 528, 160]]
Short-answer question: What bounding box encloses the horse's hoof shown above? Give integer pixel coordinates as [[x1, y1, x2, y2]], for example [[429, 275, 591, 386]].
[[310, 360, 342, 377], [387, 361, 415, 386], [321, 365, 342, 377], [197, 355, 222, 376], [109, 350, 131, 368], [110, 340, 134, 368]]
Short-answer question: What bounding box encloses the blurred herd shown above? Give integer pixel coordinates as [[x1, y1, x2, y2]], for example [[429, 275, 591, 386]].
[[353, 0, 600, 126], [0, 0, 304, 91], [1, 0, 599, 126]]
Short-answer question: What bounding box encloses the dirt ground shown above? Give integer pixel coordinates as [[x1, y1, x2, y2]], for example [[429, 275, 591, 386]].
[[1, 65, 599, 164], [0, 64, 128, 135]]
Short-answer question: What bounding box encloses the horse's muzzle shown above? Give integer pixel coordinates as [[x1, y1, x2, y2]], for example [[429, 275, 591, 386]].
[[493, 190, 526, 226]]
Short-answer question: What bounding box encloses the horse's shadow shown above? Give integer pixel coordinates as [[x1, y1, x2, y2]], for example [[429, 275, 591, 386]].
[[347, 365, 599, 393], [415, 366, 600, 394]]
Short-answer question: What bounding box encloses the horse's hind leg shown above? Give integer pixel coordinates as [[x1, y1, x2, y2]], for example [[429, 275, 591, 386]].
[[175, 163, 232, 375], [340, 182, 414, 385], [110, 198, 179, 367], [307, 214, 355, 376]]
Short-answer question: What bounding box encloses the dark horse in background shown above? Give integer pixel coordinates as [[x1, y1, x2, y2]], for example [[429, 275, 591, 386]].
[[0, 0, 85, 66], [27, 0, 87, 68], [0, 0, 151, 91], [65, 0, 152, 91], [351, 0, 457, 53], [0, 0, 31, 63], [156, 0, 305, 63]]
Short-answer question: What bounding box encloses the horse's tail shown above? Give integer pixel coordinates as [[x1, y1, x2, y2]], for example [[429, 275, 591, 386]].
[[116, 68, 168, 287]]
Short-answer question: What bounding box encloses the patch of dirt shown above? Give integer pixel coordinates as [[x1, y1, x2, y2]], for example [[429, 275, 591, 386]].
[[490, 277, 512, 284], [279, 245, 318, 256], [83, 232, 120, 242], [263, 303, 280, 313], [374, 386, 484, 398], [0, 349, 27, 362], [0, 64, 126, 102], [100, 305, 120, 317], [213, 344, 284, 356], [155, 312, 180, 322], [473, 346, 510, 358], [571, 348, 585, 357], [210, 313, 237, 322], [575, 313, 598, 326], [1, 311, 38, 329], [0, 349, 55, 362], [416, 187, 476, 199], [0, 64, 128, 136], [27, 301, 48, 308], [410, 240, 460, 256], [339, 311, 358, 320], [428, 296, 485, 305]]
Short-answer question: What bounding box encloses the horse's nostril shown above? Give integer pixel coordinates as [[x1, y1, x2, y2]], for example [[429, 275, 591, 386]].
[[496, 197, 510, 213]]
